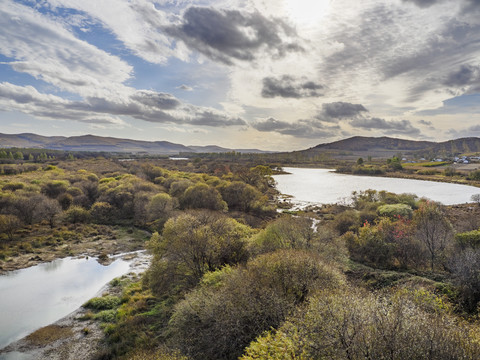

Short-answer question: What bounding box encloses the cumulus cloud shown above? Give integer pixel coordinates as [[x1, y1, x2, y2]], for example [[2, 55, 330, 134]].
[[350, 117, 421, 135], [316, 102, 368, 122], [261, 75, 324, 98], [165, 7, 303, 65], [252, 117, 340, 139]]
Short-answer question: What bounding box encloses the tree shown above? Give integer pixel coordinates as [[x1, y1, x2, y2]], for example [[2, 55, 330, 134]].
[[90, 202, 115, 224], [219, 181, 262, 212], [0, 214, 20, 241], [357, 157, 364, 165], [64, 206, 90, 224], [12, 194, 46, 225], [168, 250, 344, 360], [13, 151, 23, 160], [37, 198, 61, 228], [471, 193, 480, 206], [180, 183, 227, 211], [146, 211, 252, 297], [451, 248, 480, 312], [146, 192, 178, 229], [41, 180, 69, 198], [414, 202, 452, 271]]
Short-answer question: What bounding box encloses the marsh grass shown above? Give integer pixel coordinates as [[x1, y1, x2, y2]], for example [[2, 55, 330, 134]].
[[26, 325, 73, 346]]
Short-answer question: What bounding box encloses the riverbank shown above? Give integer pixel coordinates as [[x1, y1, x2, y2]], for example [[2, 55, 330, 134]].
[[0, 251, 151, 360], [0, 224, 150, 274]]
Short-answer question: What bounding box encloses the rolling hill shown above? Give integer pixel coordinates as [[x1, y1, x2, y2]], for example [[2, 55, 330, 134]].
[[0, 133, 269, 155]]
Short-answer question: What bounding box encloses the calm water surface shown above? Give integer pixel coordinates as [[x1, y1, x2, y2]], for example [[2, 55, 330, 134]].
[[274, 167, 480, 207], [0, 256, 132, 350]]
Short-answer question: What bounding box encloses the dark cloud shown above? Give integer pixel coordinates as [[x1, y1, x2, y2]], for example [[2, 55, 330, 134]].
[[252, 117, 291, 131], [401, 0, 444, 8], [418, 119, 433, 126], [131, 90, 181, 109], [350, 117, 421, 135], [165, 7, 303, 65], [261, 75, 324, 98], [188, 110, 246, 127], [252, 117, 340, 139], [316, 102, 368, 122], [443, 64, 480, 93], [0, 82, 245, 128]]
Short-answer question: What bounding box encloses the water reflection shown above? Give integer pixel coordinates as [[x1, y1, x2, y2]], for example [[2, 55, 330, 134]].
[[0, 256, 131, 350], [274, 167, 480, 207]]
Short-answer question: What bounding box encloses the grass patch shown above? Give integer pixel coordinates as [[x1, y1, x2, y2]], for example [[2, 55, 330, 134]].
[[26, 325, 73, 346], [94, 309, 118, 323], [83, 295, 122, 310]]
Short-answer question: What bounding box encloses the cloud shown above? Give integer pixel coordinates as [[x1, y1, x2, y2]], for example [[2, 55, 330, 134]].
[[316, 102, 368, 122], [261, 75, 324, 98], [44, 0, 179, 64], [252, 117, 291, 131], [0, 1, 132, 97], [447, 124, 480, 138], [350, 117, 421, 135], [177, 84, 194, 91], [252, 117, 340, 139], [401, 0, 444, 8], [418, 119, 433, 126], [130, 90, 181, 110], [165, 7, 303, 65], [0, 82, 245, 128], [443, 64, 480, 93]]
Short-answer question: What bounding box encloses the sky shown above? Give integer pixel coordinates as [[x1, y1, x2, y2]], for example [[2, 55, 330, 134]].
[[0, 0, 480, 151]]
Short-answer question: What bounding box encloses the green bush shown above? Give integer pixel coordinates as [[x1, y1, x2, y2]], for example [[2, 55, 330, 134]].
[[83, 295, 121, 310], [64, 206, 91, 224], [94, 309, 117, 323], [455, 230, 480, 249], [377, 203, 413, 219]]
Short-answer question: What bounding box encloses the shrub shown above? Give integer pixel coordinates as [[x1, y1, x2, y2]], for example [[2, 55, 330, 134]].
[[64, 206, 91, 224], [377, 203, 413, 219], [168, 250, 344, 360], [2, 182, 24, 192], [180, 183, 227, 211], [83, 295, 122, 310], [41, 180, 69, 198], [90, 202, 115, 224], [242, 288, 480, 360], [455, 229, 480, 249]]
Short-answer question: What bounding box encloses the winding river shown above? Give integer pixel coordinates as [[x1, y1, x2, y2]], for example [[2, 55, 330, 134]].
[[273, 167, 480, 207], [0, 253, 147, 351]]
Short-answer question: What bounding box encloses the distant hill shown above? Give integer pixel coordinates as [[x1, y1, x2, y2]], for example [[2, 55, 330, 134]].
[[0, 133, 269, 155], [303, 136, 480, 159], [313, 136, 435, 152]]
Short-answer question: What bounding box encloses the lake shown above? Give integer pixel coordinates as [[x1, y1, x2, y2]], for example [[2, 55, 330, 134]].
[[0, 254, 142, 351], [273, 167, 480, 207]]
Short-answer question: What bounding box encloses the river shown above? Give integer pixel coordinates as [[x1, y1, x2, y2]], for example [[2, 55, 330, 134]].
[[273, 167, 480, 207], [0, 253, 146, 351]]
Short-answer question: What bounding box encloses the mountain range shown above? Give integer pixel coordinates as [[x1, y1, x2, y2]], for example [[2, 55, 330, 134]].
[[1, 133, 480, 157], [0, 133, 269, 155]]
